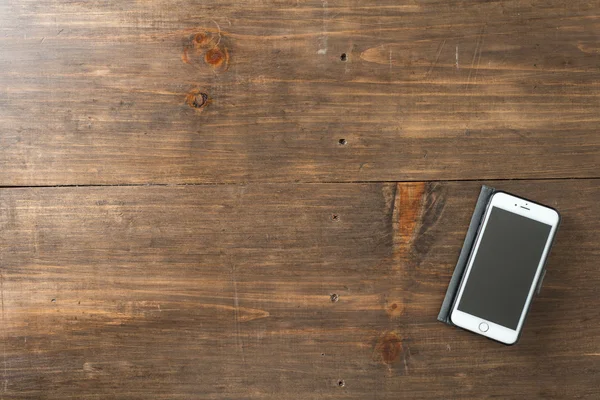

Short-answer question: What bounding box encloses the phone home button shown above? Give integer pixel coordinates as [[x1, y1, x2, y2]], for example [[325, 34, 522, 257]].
[[479, 322, 489, 332]]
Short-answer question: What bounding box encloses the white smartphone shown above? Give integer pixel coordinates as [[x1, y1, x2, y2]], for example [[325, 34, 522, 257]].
[[450, 191, 560, 345]]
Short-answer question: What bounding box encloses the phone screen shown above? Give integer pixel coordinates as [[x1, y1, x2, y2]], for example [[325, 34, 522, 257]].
[[457, 207, 552, 329]]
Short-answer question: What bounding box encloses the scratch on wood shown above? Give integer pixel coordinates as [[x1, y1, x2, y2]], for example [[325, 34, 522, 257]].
[[455, 45, 459, 69], [463, 26, 485, 135], [211, 20, 223, 48], [426, 39, 446, 77], [473, 36, 484, 84], [465, 40, 478, 89], [231, 264, 245, 362], [404, 344, 412, 374], [33, 230, 39, 256], [1, 270, 6, 396], [577, 42, 600, 54], [465, 26, 486, 90], [317, 0, 329, 54], [389, 183, 398, 223]]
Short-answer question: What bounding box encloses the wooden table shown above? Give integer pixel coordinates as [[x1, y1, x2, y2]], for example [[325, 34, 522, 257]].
[[1, 1, 599, 398]]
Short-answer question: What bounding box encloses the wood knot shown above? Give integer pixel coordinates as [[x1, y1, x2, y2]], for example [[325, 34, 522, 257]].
[[193, 32, 211, 46], [205, 48, 226, 67], [185, 89, 210, 111], [385, 299, 404, 319], [182, 29, 230, 72], [374, 331, 402, 365]]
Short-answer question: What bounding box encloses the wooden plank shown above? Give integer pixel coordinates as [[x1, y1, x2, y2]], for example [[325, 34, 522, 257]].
[[0, 180, 598, 399], [1, 0, 599, 185]]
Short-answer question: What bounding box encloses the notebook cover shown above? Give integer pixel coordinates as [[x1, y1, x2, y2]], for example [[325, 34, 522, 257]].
[[437, 185, 496, 325]]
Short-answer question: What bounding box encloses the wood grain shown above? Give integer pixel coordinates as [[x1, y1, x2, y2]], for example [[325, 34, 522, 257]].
[[0, 181, 598, 399], [1, 0, 599, 398], [0, 0, 599, 185]]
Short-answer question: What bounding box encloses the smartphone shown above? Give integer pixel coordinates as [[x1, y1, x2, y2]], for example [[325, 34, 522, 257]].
[[450, 191, 560, 345]]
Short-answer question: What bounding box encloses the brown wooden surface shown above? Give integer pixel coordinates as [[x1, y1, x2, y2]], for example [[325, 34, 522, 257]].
[[0, 181, 598, 399], [1, 0, 599, 398], [0, 0, 599, 184]]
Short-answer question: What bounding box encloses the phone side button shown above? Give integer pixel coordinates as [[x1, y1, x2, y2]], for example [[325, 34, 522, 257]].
[[479, 322, 489, 332], [536, 269, 547, 295]]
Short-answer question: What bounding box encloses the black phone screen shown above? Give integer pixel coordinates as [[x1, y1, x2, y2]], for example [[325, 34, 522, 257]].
[[457, 206, 552, 329]]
